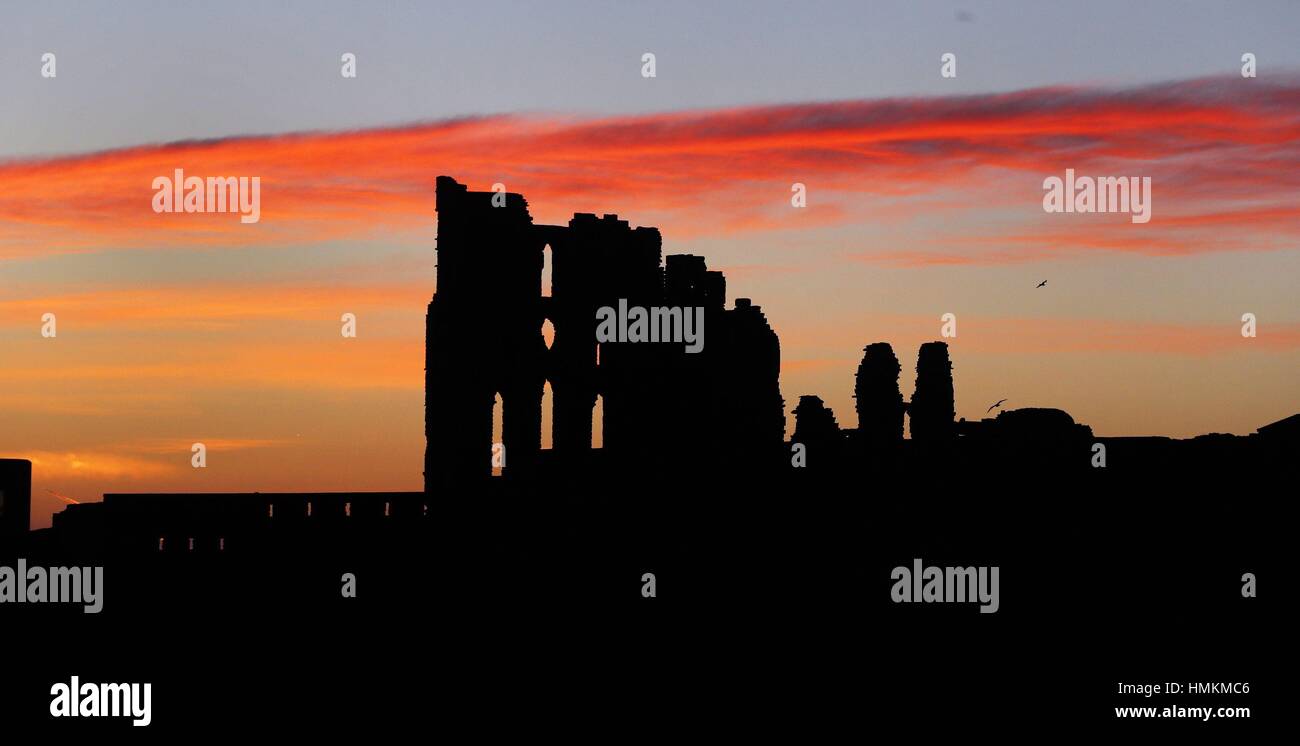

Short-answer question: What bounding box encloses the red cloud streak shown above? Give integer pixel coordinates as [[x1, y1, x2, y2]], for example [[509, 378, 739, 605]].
[[2, 76, 1299, 261]]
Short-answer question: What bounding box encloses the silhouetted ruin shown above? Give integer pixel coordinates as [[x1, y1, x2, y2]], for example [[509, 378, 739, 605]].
[[909, 342, 955, 442], [854, 342, 905, 445], [792, 395, 842, 468], [0, 458, 31, 542], [956, 407, 1092, 442], [793, 395, 840, 443], [5, 179, 1296, 618], [425, 177, 784, 493]]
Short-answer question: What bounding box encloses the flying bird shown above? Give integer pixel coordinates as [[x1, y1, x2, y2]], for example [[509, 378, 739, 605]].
[[1036, 280, 1047, 288], [987, 399, 1007, 413]]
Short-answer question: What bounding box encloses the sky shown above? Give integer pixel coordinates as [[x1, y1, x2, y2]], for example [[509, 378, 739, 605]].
[[2, 1, 1299, 528]]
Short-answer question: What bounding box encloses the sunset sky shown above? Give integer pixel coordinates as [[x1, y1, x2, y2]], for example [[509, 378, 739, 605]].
[[3, 1, 1299, 528]]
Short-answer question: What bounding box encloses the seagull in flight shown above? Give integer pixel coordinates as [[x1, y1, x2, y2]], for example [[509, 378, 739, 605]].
[[1036, 280, 1048, 288], [987, 399, 1008, 413]]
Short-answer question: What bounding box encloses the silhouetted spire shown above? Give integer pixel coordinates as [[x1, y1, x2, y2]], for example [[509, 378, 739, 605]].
[[910, 341, 955, 441], [855, 342, 904, 444]]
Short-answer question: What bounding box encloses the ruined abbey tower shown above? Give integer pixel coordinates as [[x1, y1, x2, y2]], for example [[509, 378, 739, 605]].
[[424, 177, 785, 495], [854, 342, 905, 445], [909, 342, 956, 441]]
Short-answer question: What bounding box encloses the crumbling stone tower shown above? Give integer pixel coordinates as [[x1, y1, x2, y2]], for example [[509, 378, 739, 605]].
[[425, 177, 547, 491], [792, 395, 841, 467], [793, 395, 840, 442], [909, 341, 956, 441], [855, 342, 904, 445]]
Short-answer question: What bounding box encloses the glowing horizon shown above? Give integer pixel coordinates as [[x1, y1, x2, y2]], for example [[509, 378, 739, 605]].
[[3, 77, 1299, 528]]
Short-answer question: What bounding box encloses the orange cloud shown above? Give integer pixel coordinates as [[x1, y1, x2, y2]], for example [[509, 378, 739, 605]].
[[14, 450, 179, 480], [127, 438, 296, 455], [0, 336, 422, 390], [0, 282, 430, 328], [2, 76, 1299, 261]]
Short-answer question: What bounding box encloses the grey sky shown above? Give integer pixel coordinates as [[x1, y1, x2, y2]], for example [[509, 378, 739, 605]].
[[2, 0, 1298, 157]]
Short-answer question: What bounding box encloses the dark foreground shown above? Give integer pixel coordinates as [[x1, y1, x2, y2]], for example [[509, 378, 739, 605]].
[[2, 453, 1279, 737]]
